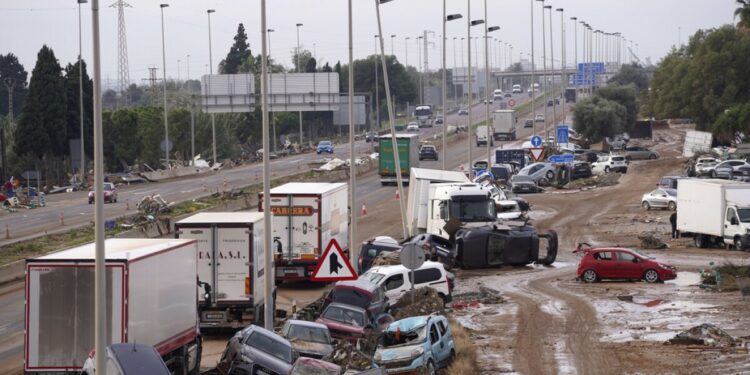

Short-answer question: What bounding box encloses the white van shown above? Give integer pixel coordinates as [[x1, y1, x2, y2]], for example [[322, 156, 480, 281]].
[[512, 84, 522, 93], [360, 261, 453, 305], [492, 89, 504, 101]]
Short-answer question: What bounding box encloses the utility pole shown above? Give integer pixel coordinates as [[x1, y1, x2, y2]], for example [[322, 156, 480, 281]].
[[374, 35, 380, 129], [558, 8, 566, 139], [78, 0, 87, 184], [467, 0, 472, 177], [546, 4, 556, 139], [259, 0, 274, 331], [160, 3, 170, 169], [417, 36, 423, 103], [207, 9, 217, 165], [1, 79, 14, 181], [110, 0, 131, 105], [296, 23, 304, 145], [530, 0, 537, 136], [452, 37, 458, 110], [404, 37, 410, 66], [538, 0, 548, 140], [348, 0, 357, 270]]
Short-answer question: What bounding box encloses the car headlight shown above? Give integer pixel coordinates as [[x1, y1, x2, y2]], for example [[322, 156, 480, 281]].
[[410, 346, 425, 358], [658, 263, 674, 271]]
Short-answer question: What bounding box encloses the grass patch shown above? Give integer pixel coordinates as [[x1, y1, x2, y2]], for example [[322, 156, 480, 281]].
[[446, 317, 479, 374]]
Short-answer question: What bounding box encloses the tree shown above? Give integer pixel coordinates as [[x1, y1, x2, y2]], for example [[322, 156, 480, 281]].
[[15, 45, 67, 159], [219, 23, 252, 74], [573, 96, 628, 143], [64, 60, 93, 159], [0, 53, 28, 118], [595, 84, 639, 131], [608, 64, 649, 93], [711, 103, 750, 142], [736, 0, 750, 29]]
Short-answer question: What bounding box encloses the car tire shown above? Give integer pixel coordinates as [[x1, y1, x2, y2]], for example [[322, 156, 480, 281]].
[[582, 269, 598, 283], [668, 202, 676, 211], [424, 360, 436, 375], [604, 166, 610, 173], [448, 349, 456, 365], [545, 171, 555, 180], [711, 170, 717, 178], [438, 293, 449, 306], [693, 234, 709, 249], [642, 201, 650, 210], [623, 168, 628, 174], [649, 154, 657, 160], [735, 236, 746, 252], [643, 269, 660, 283]]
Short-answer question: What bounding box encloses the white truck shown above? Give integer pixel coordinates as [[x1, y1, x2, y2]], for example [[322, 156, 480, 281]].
[[415, 104, 434, 127], [24, 238, 202, 374], [492, 109, 517, 141], [677, 179, 750, 250], [175, 212, 266, 329], [406, 168, 471, 236], [260, 182, 349, 282], [476, 125, 494, 147]]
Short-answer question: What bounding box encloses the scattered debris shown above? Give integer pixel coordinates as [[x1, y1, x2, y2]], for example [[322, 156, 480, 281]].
[[668, 324, 736, 347], [389, 287, 445, 320], [136, 194, 171, 216], [370, 250, 402, 267], [318, 158, 347, 171], [329, 336, 375, 372], [563, 173, 621, 189], [451, 287, 505, 308], [638, 231, 669, 249]]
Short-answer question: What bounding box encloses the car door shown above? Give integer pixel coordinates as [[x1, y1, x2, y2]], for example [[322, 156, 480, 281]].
[[437, 318, 453, 363], [592, 251, 615, 278], [652, 189, 668, 208], [614, 251, 640, 279], [381, 272, 406, 303], [724, 207, 743, 243], [428, 321, 444, 365]]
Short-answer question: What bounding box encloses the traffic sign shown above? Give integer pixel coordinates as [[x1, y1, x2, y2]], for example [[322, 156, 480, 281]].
[[400, 244, 426, 270], [160, 139, 173, 153], [311, 239, 357, 281], [556, 125, 570, 145], [508, 99, 516, 107], [529, 148, 545, 162], [549, 154, 575, 163], [530, 135, 543, 147]]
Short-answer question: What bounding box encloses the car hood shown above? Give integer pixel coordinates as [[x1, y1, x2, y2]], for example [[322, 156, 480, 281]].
[[315, 318, 364, 334], [239, 345, 293, 375], [375, 344, 424, 363], [290, 340, 333, 358]]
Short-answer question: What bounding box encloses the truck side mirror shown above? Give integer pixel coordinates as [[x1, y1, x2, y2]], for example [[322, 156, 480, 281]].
[[731, 217, 739, 225], [439, 202, 448, 220]]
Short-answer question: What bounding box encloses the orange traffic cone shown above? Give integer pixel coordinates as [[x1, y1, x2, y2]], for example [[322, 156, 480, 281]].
[[361, 204, 368, 215], [394, 188, 400, 200]]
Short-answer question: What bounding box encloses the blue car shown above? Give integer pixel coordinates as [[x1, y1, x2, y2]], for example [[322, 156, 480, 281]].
[[373, 314, 454, 374], [316, 140, 334, 154]]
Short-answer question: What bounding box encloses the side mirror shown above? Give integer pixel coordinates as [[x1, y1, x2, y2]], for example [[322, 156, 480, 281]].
[[731, 217, 739, 226]]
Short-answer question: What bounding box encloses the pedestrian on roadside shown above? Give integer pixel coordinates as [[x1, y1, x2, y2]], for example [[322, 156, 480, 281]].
[[670, 212, 678, 239]]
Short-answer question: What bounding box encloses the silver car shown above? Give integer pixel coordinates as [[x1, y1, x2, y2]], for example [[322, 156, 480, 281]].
[[280, 320, 334, 360], [711, 160, 750, 179], [641, 188, 677, 211], [517, 162, 556, 183], [624, 146, 659, 160]]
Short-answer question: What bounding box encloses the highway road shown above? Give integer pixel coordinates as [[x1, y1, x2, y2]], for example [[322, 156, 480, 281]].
[[0, 91, 563, 374]]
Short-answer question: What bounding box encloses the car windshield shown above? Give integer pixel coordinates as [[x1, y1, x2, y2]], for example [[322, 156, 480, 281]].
[[104, 184, 113, 191], [664, 189, 677, 196], [738, 209, 750, 223], [322, 306, 365, 327], [360, 272, 386, 285], [318, 141, 331, 146], [380, 324, 428, 348], [630, 248, 654, 259], [512, 175, 534, 183], [450, 199, 496, 222], [330, 288, 371, 308], [291, 364, 339, 375], [247, 331, 293, 363], [287, 325, 331, 344]]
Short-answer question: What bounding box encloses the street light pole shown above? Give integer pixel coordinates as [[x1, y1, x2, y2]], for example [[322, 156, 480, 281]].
[[417, 36, 424, 104], [259, 0, 274, 331], [296, 23, 304, 145], [374, 35, 380, 130], [348, 0, 357, 270], [460, 37, 465, 106], [160, 4, 169, 169], [484, 1, 499, 169], [545, 5, 556, 139], [391, 34, 396, 56], [557, 8, 566, 140], [443, 8, 463, 171], [537, 0, 547, 140], [78, 0, 87, 184], [452, 37, 458, 108], [207, 9, 217, 165], [469, 16, 485, 179], [530, 0, 537, 136], [268, 28, 276, 152], [467, 0, 472, 177], [404, 37, 410, 66], [571, 17, 577, 89]]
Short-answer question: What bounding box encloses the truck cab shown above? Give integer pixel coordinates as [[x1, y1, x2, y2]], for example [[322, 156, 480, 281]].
[[415, 105, 434, 128], [724, 205, 750, 250], [427, 184, 497, 238]]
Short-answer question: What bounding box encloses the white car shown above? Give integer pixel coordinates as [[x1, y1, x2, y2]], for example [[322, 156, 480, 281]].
[[534, 114, 545, 123], [710, 159, 750, 179], [360, 261, 453, 305], [406, 122, 419, 132], [641, 188, 677, 211], [591, 155, 628, 174], [695, 157, 720, 176]]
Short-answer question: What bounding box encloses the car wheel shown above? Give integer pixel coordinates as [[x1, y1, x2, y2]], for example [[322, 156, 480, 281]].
[[424, 360, 436, 375], [693, 234, 709, 249], [711, 170, 717, 178], [649, 154, 657, 159], [88, 199, 93, 204], [582, 269, 598, 283], [604, 166, 610, 173], [545, 170, 555, 180], [735, 236, 746, 251], [642, 201, 650, 210], [643, 269, 660, 283], [667, 201, 676, 211], [448, 349, 456, 365]]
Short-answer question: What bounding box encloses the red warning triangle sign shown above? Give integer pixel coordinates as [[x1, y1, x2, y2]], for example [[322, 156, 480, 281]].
[[529, 147, 545, 162], [311, 239, 357, 281]]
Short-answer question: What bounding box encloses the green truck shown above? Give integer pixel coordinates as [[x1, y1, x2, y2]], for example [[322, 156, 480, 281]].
[[378, 133, 420, 186]]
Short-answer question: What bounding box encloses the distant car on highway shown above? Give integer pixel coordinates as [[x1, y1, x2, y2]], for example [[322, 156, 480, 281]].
[[407, 122, 420, 132], [435, 116, 444, 125], [458, 108, 468, 116], [641, 188, 677, 211], [365, 131, 378, 143], [624, 146, 659, 160], [504, 92, 512, 98], [419, 144, 438, 161], [524, 119, 534, 128], [88, 182, 117, 204], [576, 247, 677, 283], [317, 140, 334, 154], [534, 114, 545, 123]]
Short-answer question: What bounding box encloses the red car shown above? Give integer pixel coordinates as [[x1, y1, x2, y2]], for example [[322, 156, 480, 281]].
[[315, 302, 372, 343], [575, 247, 677, 283], [88, 182, 118, 204]]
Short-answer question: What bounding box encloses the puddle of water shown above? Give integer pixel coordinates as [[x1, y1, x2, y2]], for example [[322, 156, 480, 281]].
[[665, 271, 702, 287]]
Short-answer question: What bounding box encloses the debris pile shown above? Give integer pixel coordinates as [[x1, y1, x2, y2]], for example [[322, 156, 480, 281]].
[[451, 287, 505, 309], [329, 338, 374, 372], [137, 194, 170, 215], [563, 173, 621, 189], [370, 250, 402, 267], [638, 231, 669, 249], [668, 324, 736, 347], [390, 287, 445, 320]]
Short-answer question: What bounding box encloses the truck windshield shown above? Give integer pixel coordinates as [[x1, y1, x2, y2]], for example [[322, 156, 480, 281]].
[[738, 208, 750, 223], [450, 199, 496, 222], [415, 107, 432, 117]]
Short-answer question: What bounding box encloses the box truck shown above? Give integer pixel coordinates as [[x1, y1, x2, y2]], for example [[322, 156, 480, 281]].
[[677, 179, 750, 250], [24, 238, 202, 374], [175, 212, 266, 329], [476, 125, 494, 147], [406, 168, 471, 236], [260, 182, 349, 282], [492, 110, 517, 141], [379, 134, 420, 186]]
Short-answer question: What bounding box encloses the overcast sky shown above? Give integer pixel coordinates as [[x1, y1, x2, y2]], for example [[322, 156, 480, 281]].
[[0, 0, 739, 87]]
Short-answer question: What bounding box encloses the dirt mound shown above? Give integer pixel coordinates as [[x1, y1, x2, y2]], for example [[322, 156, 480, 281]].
[[668, 324, 736, 347], [451, 286, 505, 308], [638, 231, 669, 249], [390, 287, 445, 320], [329, 339, 374, 372], [564, 173, 621, 190], [370, 250, 401, 267]]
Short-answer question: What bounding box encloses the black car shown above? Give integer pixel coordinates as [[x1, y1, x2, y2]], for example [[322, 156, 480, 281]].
[[504, 92, 512, 98], [510, 175, 543, 194], [358, 236, 401, 274], [217, 325, 296, 375], [365, 132, 378, 143], [419, 145, 439, 161], [547, 99, 554, 107], [403, 233, 456, 268], [524, 119, 534, 128], [571, 161, 592, 179]]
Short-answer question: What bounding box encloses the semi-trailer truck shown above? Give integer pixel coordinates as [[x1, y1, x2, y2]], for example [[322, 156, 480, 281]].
[[379, 133, 420, 186]]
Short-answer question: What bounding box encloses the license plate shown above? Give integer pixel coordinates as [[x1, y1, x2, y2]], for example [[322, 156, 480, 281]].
[[205, 312, 224, 320]]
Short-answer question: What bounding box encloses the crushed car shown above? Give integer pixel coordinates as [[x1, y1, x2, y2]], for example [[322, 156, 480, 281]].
[[373, 314, 454, 374], [290, 357, 342, 375], [217, 324, 296, 375], [280, 320, 334, 360]]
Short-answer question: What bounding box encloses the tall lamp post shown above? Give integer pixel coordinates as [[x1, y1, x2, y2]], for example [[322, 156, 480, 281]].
[[443, 5, 463, 170], [545, 4, 556, 139], [347, 0, 357, 270], [296, 22, 304, 145], [404, 36, 410, 66], [571, 17, 577, 90], [466, 2, 481, 178], [268, 28, 276, 151], [390, 34, 396, 56], [452, 37, 458, 108], [482, 0, 499, 167], [78, 0, 87, 184], [530, 0, 537, 136], [537, 0, 548, 139], [374, 35, 380, 130], [557, 7, 566, 145], [207, 9, 217, 165], [160, 3, 169, 168]]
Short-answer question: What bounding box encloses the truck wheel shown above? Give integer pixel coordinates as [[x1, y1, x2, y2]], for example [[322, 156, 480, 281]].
[[642, 201, 650, 210], [711, 170, 717, 178], [668, 202, 676, 211], [735, 236, 745, 251], [694, 234, 708, 249], [582, 269, 598, 283], [643, 269, 660, 283], [649, 154, 657, 159]]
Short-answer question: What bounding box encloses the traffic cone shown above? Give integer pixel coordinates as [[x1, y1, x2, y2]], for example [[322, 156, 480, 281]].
[[394, 188, 400, 200], [5, 224, 10, 239], [59, 213, 65, 226], [361, 203, 367, 215], [223, 177, 228, 188]]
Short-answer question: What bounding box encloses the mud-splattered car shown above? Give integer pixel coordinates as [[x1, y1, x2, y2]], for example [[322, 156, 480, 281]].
[[280, 320, 334, 360], [373, 314, 454, 374]]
